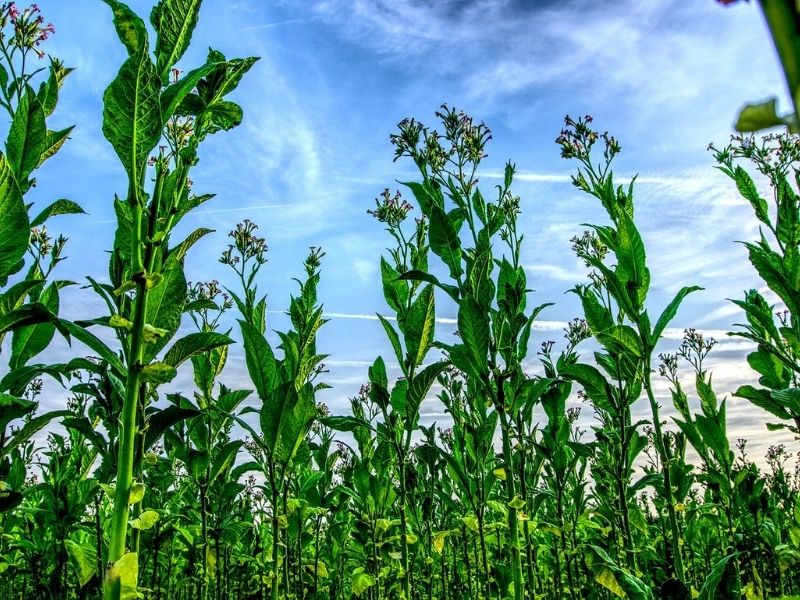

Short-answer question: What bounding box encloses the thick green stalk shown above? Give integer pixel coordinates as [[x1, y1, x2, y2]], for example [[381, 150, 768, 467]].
[[398, 457, 412, 600], [641, 362, 685, 582], [105, 192, 149, 599], [497, 409, 523, 600], [105, 159, 170, 598]]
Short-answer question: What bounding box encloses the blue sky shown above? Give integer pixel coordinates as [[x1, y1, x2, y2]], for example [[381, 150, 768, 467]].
[[25, 0, 797, 457]]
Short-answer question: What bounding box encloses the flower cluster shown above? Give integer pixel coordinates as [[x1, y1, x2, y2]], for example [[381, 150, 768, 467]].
[[710, 131, 800, 178], [677, 328, 717, 372], [220, 219, 267, 267], [1, 3, 55, 56], [570, 229, 609, 267], [367, 188, 413, 227], [565, 317, 591, 347], [556, 115, 620, 166], [390, 104, 491, 173], [658, 352, 679, 382]]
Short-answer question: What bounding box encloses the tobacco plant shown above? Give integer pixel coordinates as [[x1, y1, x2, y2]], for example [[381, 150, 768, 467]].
[[712, 133, 800, 434], [226, 220, 328, 600], [557, 115, 702, 594], [385, 105, 561, 599], [0, 2, 80, 516], [54, 1, 258, 596]]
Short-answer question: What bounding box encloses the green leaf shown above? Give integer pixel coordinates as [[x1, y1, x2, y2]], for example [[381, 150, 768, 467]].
[[0, 393, 35, 430], [397, 269, 459, 302], [30, 198, 85, 228], [320, 415, 368, 432], [162, 331, 233, 368], [144, 405, 199, 451], [56, 319, 125, 374], [615, 210, 649, 308], [130, 510, 159, 530], [735, 97, 785, 132], [0, 303, 54, 336], [239, 319, 277, 401], [102, 0, 149, 56], [404, 284, 435, 367], [734, 166, 770, 225], [561, 362, 615, 414], [747, 346, 786, 389], [735, 384, 792, 420], [143, 260, 187, 362], [698, 553, 739, 600], [64, 539, 95, 587], [429, 203, 463, 280], [140, 362, 177, 384], [408, 361, 448, 417], [0, 154, 28, 281], [458, 295, 489, 377], [160, 63, 215, 123], [37, 126, 74, 168], [7, 86, 47, 184], [1, 409, 71, 459], [206, 100, 243, 131], [651, 285, 702, 342], [151, 0, 203, 79], [209, 440, 242, 484], [380, 258, 407, 314], [169, 227, 214, 263], [9, 285, 59, 368], [377, 314, 404, 369], [102, 47, 162, 196]]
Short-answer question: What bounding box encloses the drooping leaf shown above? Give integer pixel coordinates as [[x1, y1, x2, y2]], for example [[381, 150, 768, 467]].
[[130, 510, 159, 530], [64, 539, 96, 587], [30, 198, 85, 228], [162, 331, 233, 368], [735, 97, 785, 132], [56, 318, 125, 374], [0, 302, 54, 336], [9, 284, 59, 368]]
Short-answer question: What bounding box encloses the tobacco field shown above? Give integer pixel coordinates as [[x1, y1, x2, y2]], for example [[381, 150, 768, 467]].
[[1, 0, 800, 599]]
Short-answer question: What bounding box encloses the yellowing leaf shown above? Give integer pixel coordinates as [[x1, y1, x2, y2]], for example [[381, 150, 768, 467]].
[[129, 482, 145, 505], [508, 495, 525, 510], [107, 552, 139, 600], [130, 510, 159, 530], [595, 567, 626, 598], [462, 515, 479, 533], [492, 467, 506, 480], [432, 531, 447, 554]]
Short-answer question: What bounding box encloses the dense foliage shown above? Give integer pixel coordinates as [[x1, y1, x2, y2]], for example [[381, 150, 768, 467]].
[[0, 1, 799, 599]]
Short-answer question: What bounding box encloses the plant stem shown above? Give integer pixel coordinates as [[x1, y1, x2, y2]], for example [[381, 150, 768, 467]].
[[642, 362, 685, 582]]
